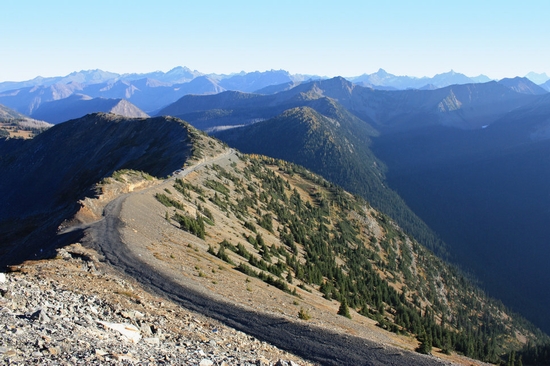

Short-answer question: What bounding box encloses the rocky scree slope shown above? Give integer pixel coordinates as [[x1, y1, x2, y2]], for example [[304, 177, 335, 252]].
[[0, 244, 312, 366]]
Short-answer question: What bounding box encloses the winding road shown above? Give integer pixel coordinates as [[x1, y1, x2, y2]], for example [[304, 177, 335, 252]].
[[80, 149, 453, 366]]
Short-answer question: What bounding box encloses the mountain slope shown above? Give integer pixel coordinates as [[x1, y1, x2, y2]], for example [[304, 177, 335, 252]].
[[156, 77, 550, 336], [31, 95, 148, 123], [214, 101, 447, 256], [371, 93, 550, 333], [498, 77, 548, 95], [83, 151, 547, 363], [0, 103, 52, 138], [0, 113, 201, 266]]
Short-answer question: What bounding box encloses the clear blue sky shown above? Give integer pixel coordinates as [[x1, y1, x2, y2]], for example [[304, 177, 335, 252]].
[[1, 0, 549, 82]]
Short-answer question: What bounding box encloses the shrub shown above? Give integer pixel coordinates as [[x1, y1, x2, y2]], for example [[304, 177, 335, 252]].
[[298, 307, 311, 320]]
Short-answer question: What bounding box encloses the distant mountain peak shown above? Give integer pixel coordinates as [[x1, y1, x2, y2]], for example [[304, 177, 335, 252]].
[[498, 76, 548, 95], [525, 71, 550, 84]]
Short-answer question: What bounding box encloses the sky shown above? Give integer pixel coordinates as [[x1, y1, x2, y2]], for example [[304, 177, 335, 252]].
[[1, 0, 549, 82]]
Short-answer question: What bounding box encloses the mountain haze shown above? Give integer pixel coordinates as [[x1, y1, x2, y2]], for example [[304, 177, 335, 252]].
[[350, 69, 491, 90]]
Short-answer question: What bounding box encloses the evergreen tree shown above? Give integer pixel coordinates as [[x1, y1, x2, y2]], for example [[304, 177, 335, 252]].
[[337, 298, 351, 319], [416, 331, 432, 355]]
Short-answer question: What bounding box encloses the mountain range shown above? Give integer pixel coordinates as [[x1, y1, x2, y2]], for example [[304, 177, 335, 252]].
[[3, 66, 550, 364], [30, 94, 148, 124], [1, 67, 548, 125], [1, 113, 548, 365], [150, 75, 550, 336]]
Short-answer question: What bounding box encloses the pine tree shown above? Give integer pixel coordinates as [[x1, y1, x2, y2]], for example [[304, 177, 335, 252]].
[[337, 298, 351, 319], [416, 331, 432, 355]]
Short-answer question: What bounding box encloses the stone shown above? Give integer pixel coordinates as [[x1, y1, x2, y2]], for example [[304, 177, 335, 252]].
[[95, 349, 108, 356], [4, 349, 17, 357], [27, 307, 50, 323], [97, 321, 142, 343], [140, 322, 153, 336], [199, 359, 214, 366], [0, 273, 6, 283]]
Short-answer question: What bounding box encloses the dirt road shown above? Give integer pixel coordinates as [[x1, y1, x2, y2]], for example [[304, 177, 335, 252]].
[[82, 149, 452, 366]]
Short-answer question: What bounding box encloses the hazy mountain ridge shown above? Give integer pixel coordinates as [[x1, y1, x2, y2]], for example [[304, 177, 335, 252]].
[[349, 69, 491, 90], [497, 77, 548, 95], [540, 79, 550, 92], [165, 75, 543, 132], [31, 95, 149, 124], [525, 71, 550, 85], [0, 82, 85, 115], [1, 67, 546, 120]]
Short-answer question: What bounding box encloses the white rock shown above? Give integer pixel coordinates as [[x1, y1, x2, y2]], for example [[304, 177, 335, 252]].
[[0, 273, 6, 283], [97, 320, 142, 343], [95, 349, 108, 356], [200, 359, 214, 366], [144, 337, 160, 345]]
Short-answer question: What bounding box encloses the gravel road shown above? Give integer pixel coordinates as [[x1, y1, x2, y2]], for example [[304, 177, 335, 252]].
[[82, 150, 454, 366]]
